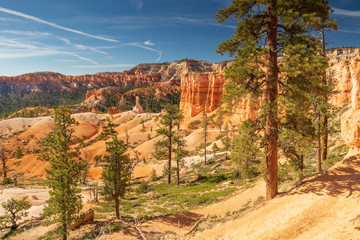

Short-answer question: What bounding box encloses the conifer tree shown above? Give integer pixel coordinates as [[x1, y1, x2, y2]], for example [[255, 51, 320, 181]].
[[173, 136, 188, 185], [14, 146, 23, 159], [40, 106, 85, 240], [0, 197, 31, 231], [221, 123, 231, 160], [217, 0, 335, 199], [231, 120, 263, 179], [101, 135, 131, 219], [0, 146, 9, 179], [202, 107, 208, 165], [154, 105, 183, 184]]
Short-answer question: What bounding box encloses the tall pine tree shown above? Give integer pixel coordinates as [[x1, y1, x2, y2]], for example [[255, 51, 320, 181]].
[[101, 136, 131, 219], [217, 0, 335, 199], [40, 106, 85, 240], [154, 105, 183, 184]]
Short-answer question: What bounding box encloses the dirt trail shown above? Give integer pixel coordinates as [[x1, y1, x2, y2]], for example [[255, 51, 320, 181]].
[[103, 179, 266, 239], [191, 155, 360, 240]]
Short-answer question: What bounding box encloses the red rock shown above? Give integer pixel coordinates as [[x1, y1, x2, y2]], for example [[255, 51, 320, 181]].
[[108, 107, 120, 115], [180, 72, 225, 119]]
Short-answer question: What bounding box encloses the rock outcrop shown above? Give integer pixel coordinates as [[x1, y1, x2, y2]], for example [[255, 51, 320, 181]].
[[341, 57, 360, 154], [133, 96, 144, 114], [180, 72, 225, 119], [70, 209, 95, 230]]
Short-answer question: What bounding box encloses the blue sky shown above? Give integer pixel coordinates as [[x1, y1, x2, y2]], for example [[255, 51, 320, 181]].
[[0, 0, 359, 76]]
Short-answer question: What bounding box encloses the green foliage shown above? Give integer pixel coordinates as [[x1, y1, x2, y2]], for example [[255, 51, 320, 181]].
[[150, 169, 158, 181], [0, 88, 87, 117], [136, 181, 154, 194], [14, 146, 24, 159], [0, 196, 31, 230], [323, 144, 349, 170], [231, 121, 263, 179], [216, 0, 336, 197], [93, 154, 102, 166], [212, 143, 220, 156], [1, 177, 13, 185], [101, 135, 131, 219], [154, 104, 184, 184], [221, 123, 232, 159], [188, 120, 201, 129], [39, 106, 85, 239]]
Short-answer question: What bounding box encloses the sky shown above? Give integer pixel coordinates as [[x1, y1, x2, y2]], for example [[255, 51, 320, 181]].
[[0, 0, 359, 76]]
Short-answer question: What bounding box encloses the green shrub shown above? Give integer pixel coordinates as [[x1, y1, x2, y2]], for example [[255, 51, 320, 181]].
[[188, 120, 201, 129], [136, 181, 153, 194], [1, 177, 13, 185]]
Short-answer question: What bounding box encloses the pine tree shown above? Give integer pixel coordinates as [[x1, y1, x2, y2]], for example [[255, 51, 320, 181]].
[[0, 146, 9, 179], [154, 105, 183, 184], [40, 106, 85, 240], [14, 146, 23, 159], [0, 197, 31, 231], [216, 0, 335, 199], [216, 105, 224, 132], [221, 123, 231, 160], [202, 107, 208, 165], [173, 136, 188, 185], [231, 120, 263, 179], [101, 135, 131, 219], [212, 142, 220, 157], [93, 154, 102, 166]]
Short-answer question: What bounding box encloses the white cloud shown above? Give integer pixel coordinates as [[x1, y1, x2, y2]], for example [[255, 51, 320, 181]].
[[0, 30, 52, 37], [332, 7, 360, 17], [131, 0, 143, 10], [0, 36, 98, 64], [337, 29, 360, 34], [59, 37, 108, 55], [74, 64, 135, 69], [174, 17, 236, 29], [144, 40, 154, 46], [0, 7, 119, 42], [127, 42, 162, 62], [55, 59, 80, 63]]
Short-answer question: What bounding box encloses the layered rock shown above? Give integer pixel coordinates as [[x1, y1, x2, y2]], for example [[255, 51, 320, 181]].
[[180, 72, 225, 119], [341, 57, 360, 154]]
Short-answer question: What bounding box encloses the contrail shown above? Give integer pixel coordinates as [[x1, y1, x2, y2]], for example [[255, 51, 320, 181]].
[[0, 7, 119, 42]]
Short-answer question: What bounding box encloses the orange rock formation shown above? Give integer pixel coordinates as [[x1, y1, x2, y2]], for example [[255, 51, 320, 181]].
[[180, 72, 225, 119]]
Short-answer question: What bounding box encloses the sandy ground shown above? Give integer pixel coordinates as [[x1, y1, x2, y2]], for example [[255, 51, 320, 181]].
[[99, 155, 360, 240]]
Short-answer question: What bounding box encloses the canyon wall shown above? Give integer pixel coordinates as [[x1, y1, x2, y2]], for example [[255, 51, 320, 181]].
[[180, 72, 225, 119], [176, 49, 360, 156]]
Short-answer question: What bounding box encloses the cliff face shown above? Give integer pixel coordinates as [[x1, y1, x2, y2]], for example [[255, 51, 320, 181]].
[[0, 69, 162, 97], [180, 72, 225, 119]]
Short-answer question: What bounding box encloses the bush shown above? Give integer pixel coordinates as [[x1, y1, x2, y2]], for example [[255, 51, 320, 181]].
[[1, 177, 13, 185], [188, 120, 201, 129], [150, 169, 158, 181], [136, 181, 153, 194]]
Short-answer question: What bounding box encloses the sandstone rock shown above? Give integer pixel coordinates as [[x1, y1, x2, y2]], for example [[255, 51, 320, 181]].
[[133, 96, 144, 114], [70, 209, 95, 230], [180, 72, 225, 119], [108, 107, 120, 115]]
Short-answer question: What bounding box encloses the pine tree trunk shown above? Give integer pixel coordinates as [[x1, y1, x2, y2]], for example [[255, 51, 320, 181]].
[[265, 0, 278, 200], [2, 159, 6, 179], [317, 116, 322, 173], [177, 159, 180, 186], [321, 28, 328, 162], [168, 121, 172, 184], [115, 195, 120, 219]]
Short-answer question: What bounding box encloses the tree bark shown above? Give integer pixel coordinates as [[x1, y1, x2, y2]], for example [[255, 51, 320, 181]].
[[321, 28, 328, 163], [177, 159, 180, 186], [265, 0, 278, 200], [317, 118, 321, 173], [115, 195, 120, 219], [168, 121, 172, 184]]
